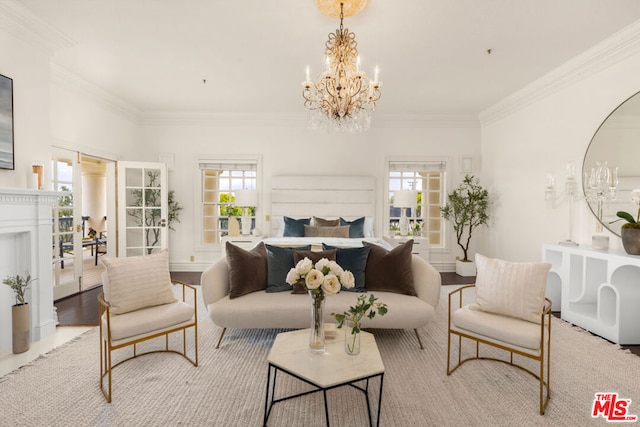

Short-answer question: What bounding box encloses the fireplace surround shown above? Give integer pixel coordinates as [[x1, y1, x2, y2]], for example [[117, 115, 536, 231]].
[[0, 188, 61, 354]]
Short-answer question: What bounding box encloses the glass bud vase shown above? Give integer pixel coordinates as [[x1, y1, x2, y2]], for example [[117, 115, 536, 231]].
[[345, 320, 361, 355], [309, 290, 326, 353]]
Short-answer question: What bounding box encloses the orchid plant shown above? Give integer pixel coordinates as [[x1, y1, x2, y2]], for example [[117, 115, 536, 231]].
[[612, 189, 640, 229]]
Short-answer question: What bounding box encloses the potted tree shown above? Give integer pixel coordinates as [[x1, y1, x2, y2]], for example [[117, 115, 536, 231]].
[[3, 272, 33, 354], [441, 175, 490, 276]]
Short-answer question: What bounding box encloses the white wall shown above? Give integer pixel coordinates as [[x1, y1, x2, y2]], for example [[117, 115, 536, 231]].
[[50, 68, 139, 162], [138, 118, 481, 270], [0, 26, 52, 189], [481, 46, 640, 261]]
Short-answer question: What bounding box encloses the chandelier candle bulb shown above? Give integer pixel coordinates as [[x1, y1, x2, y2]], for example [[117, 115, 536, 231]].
[[306, 66, 310, 82]]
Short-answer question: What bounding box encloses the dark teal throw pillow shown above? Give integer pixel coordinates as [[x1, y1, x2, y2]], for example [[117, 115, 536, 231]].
[[283, 216, 311, 237], [265, 244, 311, 292], [322, 243, 370, 292], [339, 217, 365, 238]]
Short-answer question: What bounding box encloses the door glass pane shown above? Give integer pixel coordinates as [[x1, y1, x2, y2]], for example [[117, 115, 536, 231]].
[[51, 155, 79, 298], [144, 169, 162, 187], [145, 188, 161, 207], [126, 168, 142, 187], [126, 208, 143, 227], [127, 248, 144, 257], [126, 228, 143, 247]]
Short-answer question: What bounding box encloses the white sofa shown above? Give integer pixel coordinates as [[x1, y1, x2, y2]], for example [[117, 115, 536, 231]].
[[200, 254, 441, 348]]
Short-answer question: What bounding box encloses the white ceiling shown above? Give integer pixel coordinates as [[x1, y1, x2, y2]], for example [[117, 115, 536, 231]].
[[17, 0, 640, 117]]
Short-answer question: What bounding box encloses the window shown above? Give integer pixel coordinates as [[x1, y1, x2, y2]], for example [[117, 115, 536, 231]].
[[199, 159, 259, 245], [387, 159, 446, 247]]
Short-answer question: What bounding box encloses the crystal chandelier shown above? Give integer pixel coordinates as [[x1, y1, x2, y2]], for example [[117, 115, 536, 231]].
[[302, 1, 382, 133]]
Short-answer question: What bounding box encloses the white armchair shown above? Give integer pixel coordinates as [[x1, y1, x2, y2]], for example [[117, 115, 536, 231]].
[[98, 250, 198, 402], [447, 254, 552, 415]]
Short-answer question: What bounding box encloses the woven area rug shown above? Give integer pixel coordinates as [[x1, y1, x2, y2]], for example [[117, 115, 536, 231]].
[[1, 285, 639, 426]]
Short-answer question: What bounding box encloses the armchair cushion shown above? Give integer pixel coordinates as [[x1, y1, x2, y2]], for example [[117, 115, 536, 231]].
[[451, 304, 542, 350], [474, 254, 551, 324], [102, 300, 194, 342], [101, 250, 176, 315]]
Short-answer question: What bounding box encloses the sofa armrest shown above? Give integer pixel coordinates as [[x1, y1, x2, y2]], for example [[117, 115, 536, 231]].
[[411, 255, 441, 309], [200, 256, 229, 306]]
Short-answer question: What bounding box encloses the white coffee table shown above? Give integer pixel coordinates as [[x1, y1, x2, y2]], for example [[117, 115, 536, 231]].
[[263, 328, 385, 427]]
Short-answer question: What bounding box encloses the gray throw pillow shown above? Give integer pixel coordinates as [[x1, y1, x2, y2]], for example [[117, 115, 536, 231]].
[[265, 244, 312, 292]]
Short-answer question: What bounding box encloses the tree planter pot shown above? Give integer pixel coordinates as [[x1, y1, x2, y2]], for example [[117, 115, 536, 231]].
[[456, 260, 477, 277], [621, 228, 640, 255], [12, 303, 30, 354]]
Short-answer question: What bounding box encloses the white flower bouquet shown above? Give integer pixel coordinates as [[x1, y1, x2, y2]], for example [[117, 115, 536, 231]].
[[286, 257, 355, 296]]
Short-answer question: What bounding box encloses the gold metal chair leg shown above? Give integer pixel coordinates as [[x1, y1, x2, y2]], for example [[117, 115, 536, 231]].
[[215, 327, 227, 349], [414, 329, 424, 349]]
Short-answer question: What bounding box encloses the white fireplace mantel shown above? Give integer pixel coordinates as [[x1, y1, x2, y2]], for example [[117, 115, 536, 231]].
[[0, 188, 63, 354]]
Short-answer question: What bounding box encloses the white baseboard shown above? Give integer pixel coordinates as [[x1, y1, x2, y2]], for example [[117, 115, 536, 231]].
[[429, 261, 455, 273]]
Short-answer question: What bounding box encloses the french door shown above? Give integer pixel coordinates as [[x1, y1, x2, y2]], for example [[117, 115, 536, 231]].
[[117, 161, 168, 257], [51, 150, 83, 300]]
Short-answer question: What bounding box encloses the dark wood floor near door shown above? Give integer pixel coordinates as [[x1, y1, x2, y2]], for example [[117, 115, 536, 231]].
[[54, 272, 640, 357]]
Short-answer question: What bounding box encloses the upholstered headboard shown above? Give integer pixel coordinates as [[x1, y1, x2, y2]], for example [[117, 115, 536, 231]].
[[269, 175, 376, 236]]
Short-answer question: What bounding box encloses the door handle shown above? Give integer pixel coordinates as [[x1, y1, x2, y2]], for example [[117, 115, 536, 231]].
[[76, 224, 82, 233], [160, 219, 167, 227]]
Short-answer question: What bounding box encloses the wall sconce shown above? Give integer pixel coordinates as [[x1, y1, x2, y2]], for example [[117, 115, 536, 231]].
[[234, 190, 258, 236], [546, 162, 580, 247]]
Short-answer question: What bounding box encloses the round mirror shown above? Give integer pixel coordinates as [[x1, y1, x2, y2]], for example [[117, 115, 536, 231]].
[[583, 91, 640, 237]]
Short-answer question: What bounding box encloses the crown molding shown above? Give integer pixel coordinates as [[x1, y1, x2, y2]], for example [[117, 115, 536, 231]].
[[140, 111, 310, 127], [479, 20, 640, 126], [0, 0, 74, 53], [140, 111, 479, 129], [374, 113, 480, 129], [51, 64, 141, 121]]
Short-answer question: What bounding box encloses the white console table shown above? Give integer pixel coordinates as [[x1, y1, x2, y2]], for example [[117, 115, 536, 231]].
[[542, 244, 640, 345]]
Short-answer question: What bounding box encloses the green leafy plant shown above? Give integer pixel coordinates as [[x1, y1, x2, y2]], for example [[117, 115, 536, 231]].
[[332, 294, 388, 335], [611, 189, 640, 230], [3, 273, 33, 306], [440, 175, 490, 262]]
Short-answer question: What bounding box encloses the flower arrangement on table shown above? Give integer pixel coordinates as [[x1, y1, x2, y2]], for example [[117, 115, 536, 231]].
[[332, 294, 388, 354], [612, 189, 640, 229], [286, 257, 355, 352], [286, 257, 355, 297]]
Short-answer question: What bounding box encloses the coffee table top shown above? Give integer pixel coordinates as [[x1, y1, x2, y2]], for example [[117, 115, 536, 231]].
[[268, 328, 385, 388]]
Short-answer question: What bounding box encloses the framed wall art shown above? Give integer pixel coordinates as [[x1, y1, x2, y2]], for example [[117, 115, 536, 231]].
[[0, 73, 14, 170]]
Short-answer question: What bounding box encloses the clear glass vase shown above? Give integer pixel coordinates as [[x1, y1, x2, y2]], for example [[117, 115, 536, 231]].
[[309, 290, 326, 353], [345, 320, 361, 355]]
